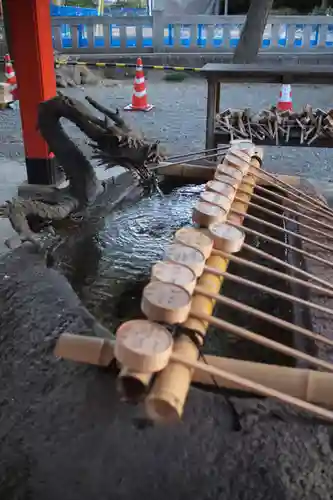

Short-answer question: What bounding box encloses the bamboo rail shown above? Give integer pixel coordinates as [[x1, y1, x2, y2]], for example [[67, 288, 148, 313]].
[[53, 140, 333, 424]]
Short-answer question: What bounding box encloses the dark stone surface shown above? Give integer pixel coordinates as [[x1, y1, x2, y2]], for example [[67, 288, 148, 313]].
[[0, 245, 333, 499]]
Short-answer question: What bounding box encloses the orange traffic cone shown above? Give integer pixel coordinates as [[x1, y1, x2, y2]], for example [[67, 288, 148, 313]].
[[4, 53, 18, 101], [124, 57, 153, 112], [277, 84, 292, 112]]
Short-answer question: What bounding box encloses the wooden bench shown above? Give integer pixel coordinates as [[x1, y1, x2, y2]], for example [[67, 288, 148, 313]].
[[201, 63, 333, 151]]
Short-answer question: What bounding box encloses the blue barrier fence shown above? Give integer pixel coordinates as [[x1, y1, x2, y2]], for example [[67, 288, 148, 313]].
[[54, 25, 333, 50], [51, 7, 333, 50]]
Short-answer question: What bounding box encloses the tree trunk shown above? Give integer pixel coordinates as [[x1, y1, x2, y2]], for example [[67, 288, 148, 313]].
[[233, 0, 274, 64], [321, 0, 328, 10]]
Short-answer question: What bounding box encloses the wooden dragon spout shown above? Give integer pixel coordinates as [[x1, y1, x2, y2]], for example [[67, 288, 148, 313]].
[[3, 93, 166, 249]]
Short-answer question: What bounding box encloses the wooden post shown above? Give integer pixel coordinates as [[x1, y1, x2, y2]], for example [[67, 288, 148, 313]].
[[3, 0, 59, 185]]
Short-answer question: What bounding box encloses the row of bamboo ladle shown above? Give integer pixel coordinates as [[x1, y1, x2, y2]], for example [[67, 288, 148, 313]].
[[114, 141, 333, 423]]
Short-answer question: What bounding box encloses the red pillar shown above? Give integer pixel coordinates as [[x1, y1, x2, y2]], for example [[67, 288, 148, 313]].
[[4, 0, 58, 185]]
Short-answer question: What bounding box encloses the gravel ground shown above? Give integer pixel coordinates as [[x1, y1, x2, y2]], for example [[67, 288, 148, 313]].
[[1, 76, 333, 179], [71, 78, 333, 180]]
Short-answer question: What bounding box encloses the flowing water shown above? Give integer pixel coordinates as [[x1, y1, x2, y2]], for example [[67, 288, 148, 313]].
[[54, 179, 303, 366], [55, 180, 201, 331]]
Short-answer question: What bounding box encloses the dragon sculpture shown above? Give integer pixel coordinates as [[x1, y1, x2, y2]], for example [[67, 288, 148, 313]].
[[3, 93, 166, 249]]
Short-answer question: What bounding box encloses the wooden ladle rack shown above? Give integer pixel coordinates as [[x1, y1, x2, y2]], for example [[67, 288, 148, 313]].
[[55, 140, 333, 424]]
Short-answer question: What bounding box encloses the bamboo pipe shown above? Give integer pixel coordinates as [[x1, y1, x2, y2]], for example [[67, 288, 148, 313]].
[[238, 187, 333, 236], [55, 333, 333, 422], [144, 155, 261, 421], [219, 181, 333, 290], [227, 219, 333, 270], [195, 284, 333, 348], [118, 261, 228, 400], [231, 207, 333, 254], [234, 170, 333, 226], [117, 248, 333, 397], [162, 157, 332, 226], [138, 248, 333, 377], [159, 162, 216, 180], [54, 333, 114, 366], [167, 145, 230, 162], [235, 195, 333, 243], [265, 171, 333, 216], [138, 268, 333, 377], [117, 367, 151, 401], [144, 155, 333, 412], [119, 146, 330, 408], [188, 309, 333, 373], [161, 161, 309, 193], [170, 352, 333, 423], [207, 264, 333, 318], [221, 157, 332, 218], [192, 354, 333, 409], [54, 333, 152, 401], [117, 368, 152, 401], [255, 184, 333, 221], [117, 147, 258, 399], [138, 274, 333, 373], [252, 168, 333, 216], [154, 151, 227, 170], [218, 244, 333, 294], [118, 149, 258, 400], [160, 151, 331, 222]]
